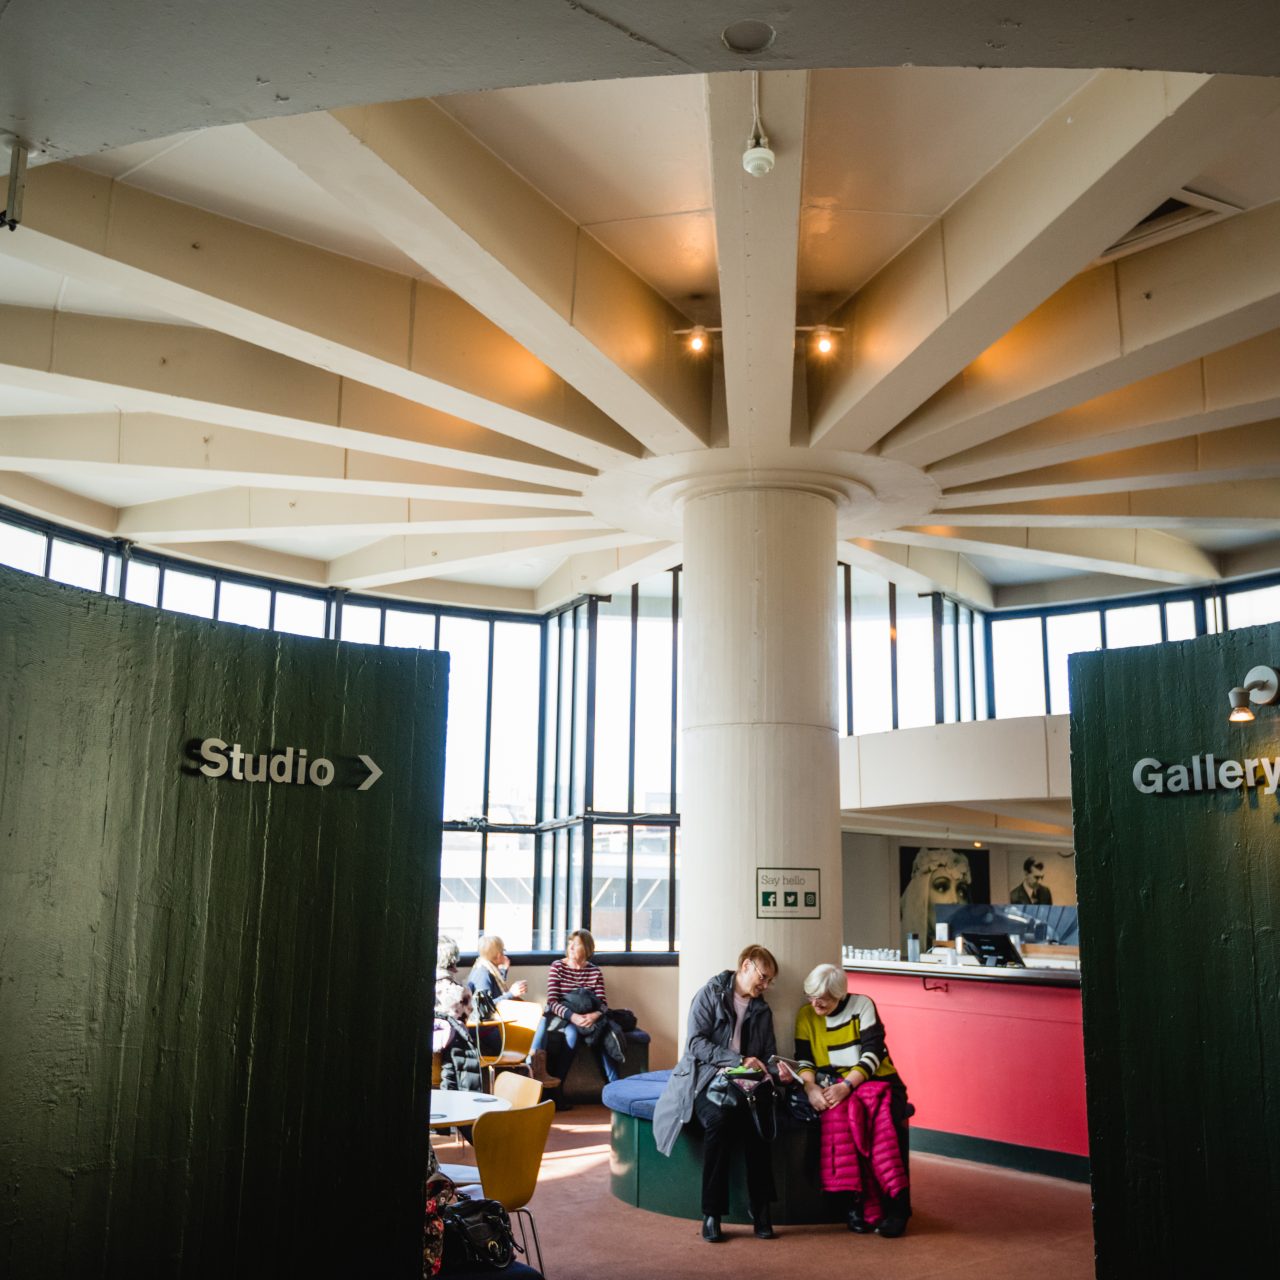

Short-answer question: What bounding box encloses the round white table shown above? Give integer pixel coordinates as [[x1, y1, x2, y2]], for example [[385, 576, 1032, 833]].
[[427, 1089, 512, 1130]]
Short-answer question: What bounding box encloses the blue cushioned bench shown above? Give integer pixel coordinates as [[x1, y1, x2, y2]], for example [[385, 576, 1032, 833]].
[[603, 1069, 840, 1226]]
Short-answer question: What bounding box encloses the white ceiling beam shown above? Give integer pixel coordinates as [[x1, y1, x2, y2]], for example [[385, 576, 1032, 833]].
[[0, 306, 592, 489], [253, 102, 711, 455], [328, 529, 651, 591], [839, 538, 995, 611], [5, 164, 638, 471], [534, 541, 683, 612], [930, 329, 1280, 488], [0, 472, 117, 535], [937, 480, 1280, 528], [881, 198, 1280, 468], [935, 421, 1280, 506], [879, 524, 1220, 584], [706, 70, 808, 451], [117, 488, 604, 543], [154, 540, 327, 587], [0, 413, 589, 507], [809, 72, 1280, 452]]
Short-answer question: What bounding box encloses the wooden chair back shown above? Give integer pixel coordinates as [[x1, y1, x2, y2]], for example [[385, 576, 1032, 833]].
[[493, 1071, 543, 1109], [471, 1100, 554, 1213]]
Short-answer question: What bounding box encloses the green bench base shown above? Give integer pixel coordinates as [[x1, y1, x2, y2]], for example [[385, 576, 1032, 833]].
[[608, 1110, 843, 1225]]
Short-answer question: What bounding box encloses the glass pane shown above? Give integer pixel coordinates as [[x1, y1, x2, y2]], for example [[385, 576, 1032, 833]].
[[1226, 584, 1280, 630], [340, 602, 382, 645], [634, 575, 674, 813], [553, 829, 569, 947], [1165, 599, 1197, 641], [218, 581, 271, 629], [593, 591, 633, 813], [974, 613, 989, 719], [534, 832, 552, 950], [632, 826, 671, 952], [103, 553, 122, 596], [941, 598, 958, 723], [439, 616, 490, 822], [1105, 603, 1161, 649], [1046, 611, 1102, 714], [991, 616, 1046, 717], [673, 570, 683, 815], [439, 830, 482, 945], [124, 560, 160, 607], [488, 621, 540, 824], [568, 824, 584, 932], [48, 539, 102, 590], [896, 590, 936, 729], [0, 521, 46, 574], [385, 608, 436, 649], [590, 824, 628, 951], [672, 829, 681, 952], [837, 567, 849, 735], [542, 619, 559, 820], [959, 606, 974, 721], [483, 832, 534, 951], [850, 570, 892, 735], [274, 591, 326, 637], [162, 567, 215, 618], [572, 605, 589, 815], [556, 614, 573, 818]]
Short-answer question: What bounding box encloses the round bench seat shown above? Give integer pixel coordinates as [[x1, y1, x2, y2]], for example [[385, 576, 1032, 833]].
[[602, 1070, 839, 1226]]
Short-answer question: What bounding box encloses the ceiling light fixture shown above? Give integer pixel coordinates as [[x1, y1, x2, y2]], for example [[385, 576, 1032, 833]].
[[742, 71, 775, 177], [796, 323, 843, 356], [674, 324, 720, 354], [1227, 664, 1280, 724]]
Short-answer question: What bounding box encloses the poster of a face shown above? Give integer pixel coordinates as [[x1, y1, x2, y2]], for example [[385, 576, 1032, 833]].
[[898, 846, 991, 954]]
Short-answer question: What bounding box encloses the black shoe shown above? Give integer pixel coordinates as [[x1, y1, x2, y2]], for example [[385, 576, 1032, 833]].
[[702, 1216, 725, 1243], [752, 1209, 776, 1239], [876, 1214, 908, 1238], [847, 1204, 872, 1234]]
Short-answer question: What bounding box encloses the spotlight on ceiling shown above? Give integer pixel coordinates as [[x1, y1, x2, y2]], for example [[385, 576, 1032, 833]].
[[688, 325, 708, 353], [1227, 664, 1280, 724], [742, 71, 775, 178], [813, 325, 835, 356]]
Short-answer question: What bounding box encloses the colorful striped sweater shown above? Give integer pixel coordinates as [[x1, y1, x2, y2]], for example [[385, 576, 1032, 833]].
[[794, 993, 898, 1082], [544, 959, 608, 1021]]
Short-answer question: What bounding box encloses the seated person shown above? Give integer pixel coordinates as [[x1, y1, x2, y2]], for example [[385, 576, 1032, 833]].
[[434, 979, 482, 1093], [530, 929, 621, 1097], [792, 963, 911, 1238], [466, 934, 529, 1007]]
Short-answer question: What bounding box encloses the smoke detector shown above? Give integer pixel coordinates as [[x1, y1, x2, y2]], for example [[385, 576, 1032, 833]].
[[743, 143, 775, 177]]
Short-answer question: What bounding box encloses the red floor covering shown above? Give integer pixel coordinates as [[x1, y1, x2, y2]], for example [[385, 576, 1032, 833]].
[[436, 1105, 1096, 1280]]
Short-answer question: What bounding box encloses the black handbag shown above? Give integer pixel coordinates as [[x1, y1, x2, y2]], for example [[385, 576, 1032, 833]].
[[440, 1197, 520, 1271], [705, 1069, 777, 1141]]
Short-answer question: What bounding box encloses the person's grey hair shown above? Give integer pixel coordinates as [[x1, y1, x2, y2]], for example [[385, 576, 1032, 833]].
[[437, 935, 460, 974], [803, 963, 847, 1001], [435, 978, 470, 1019]]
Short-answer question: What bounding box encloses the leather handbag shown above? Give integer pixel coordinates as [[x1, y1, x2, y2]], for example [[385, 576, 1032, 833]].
[[440, 1197, 520, 1271]]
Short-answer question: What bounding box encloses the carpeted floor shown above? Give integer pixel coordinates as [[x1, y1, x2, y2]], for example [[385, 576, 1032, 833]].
[[435, 1105, 1096, 1280]]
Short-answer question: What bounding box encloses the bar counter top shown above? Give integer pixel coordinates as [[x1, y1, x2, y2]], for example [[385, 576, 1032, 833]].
[[843, 957, 1081, 988]]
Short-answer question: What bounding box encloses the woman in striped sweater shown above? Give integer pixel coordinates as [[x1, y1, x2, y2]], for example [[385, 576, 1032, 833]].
[[793, 963, 912, 1238], [531, 929, 620, 1097]]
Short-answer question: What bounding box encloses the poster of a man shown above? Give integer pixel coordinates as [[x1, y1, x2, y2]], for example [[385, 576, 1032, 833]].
[[1010, 857, 1053, 905]]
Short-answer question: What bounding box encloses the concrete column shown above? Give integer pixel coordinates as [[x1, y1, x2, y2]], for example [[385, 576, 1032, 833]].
[[679, 483, 843, 1040]]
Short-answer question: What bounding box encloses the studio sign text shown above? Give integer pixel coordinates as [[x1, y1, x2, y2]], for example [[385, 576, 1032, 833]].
[[1132, 753, 1280, 796], [196, 738, 383, 791]]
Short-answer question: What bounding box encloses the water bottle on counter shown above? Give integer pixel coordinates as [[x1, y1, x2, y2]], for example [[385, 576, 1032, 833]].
[[906, 932, 920, 963]]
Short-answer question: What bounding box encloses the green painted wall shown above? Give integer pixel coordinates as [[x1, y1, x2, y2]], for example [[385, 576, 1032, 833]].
[[0, 566, 446, 1276], [1070, 624, 1280, 1276]]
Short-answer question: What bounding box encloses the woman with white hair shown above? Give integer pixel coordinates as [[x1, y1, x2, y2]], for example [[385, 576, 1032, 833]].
[[899, 847, 972, 955], [793, 963, 912, 1238], [465, 934, 529, 1005]]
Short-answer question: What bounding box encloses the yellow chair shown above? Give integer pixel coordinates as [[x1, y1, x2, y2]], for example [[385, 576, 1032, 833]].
[[471, 1099, 554, 1275], [493, 999, 542, 1059], [493, 1070, 543, 1109]]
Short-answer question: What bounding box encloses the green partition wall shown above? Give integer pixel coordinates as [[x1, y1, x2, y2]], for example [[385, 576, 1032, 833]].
[[1070, 623, 1280, 1276], [0, 565, 446, 1276]]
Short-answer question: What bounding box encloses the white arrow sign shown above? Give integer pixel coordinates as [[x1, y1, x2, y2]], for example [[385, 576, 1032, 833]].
[[357, 754, 383, 791]]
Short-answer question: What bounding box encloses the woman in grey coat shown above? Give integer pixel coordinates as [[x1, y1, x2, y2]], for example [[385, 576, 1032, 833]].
[[652, 944, 779, 1243]]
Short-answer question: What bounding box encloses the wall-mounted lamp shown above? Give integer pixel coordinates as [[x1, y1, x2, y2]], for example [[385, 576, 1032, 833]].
[[796, 323, 844, 357], [675, 324, 720, 355], [1227, 664, 1280, 723]]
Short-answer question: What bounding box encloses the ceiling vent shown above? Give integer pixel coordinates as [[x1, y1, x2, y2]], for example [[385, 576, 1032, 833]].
[[1096, 187, 1243, 263]]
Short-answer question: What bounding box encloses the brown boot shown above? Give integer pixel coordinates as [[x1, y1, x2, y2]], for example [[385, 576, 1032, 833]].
[[528, 1049, 561, 1089]]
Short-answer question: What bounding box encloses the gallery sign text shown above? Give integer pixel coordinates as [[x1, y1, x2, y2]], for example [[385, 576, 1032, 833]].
[[195, 738, 383, 790], [1132, 754, 1280, 795]]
